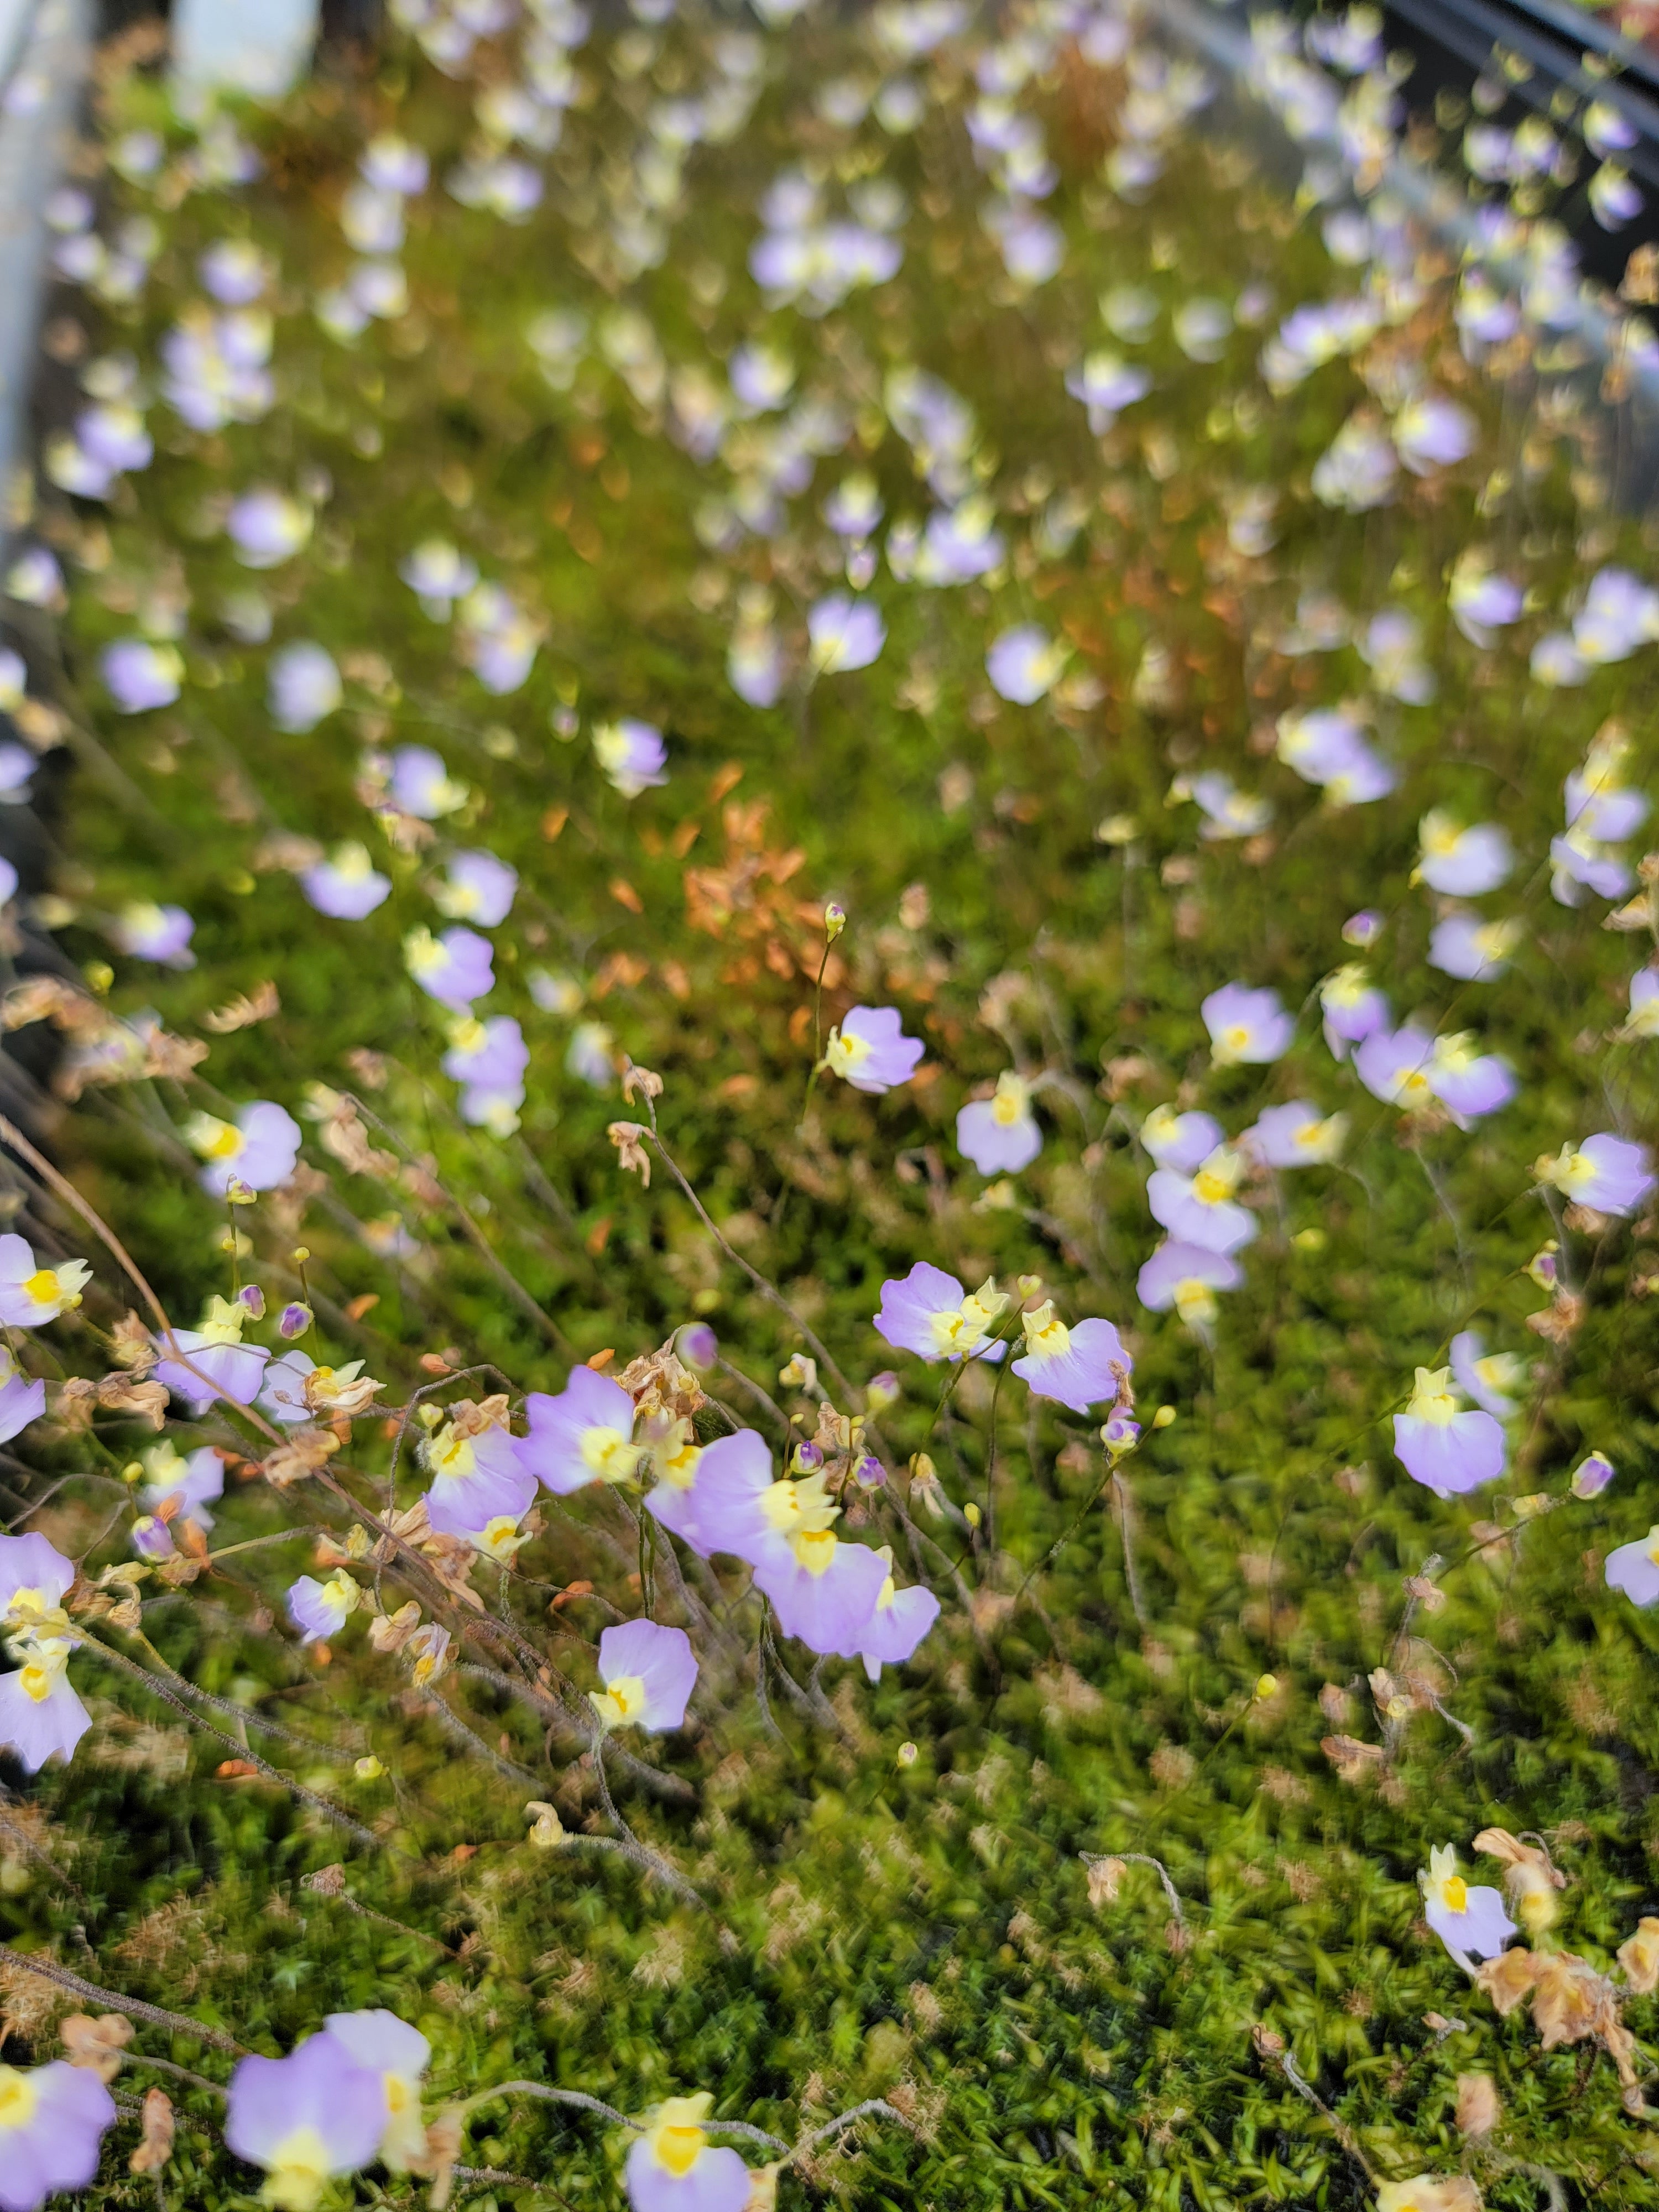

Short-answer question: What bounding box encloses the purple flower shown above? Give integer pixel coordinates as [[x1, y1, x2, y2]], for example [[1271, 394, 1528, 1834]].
[[0, 1237, 92, 1327], [1393, 1368, 1506, 1496], [1393, 394, 1477, 474], [1606, 1526, 1659, 1605], [442, 1015, 529, 1129], [520, 1368, 639, 1494], [1537, 1132, 1655, 1217], [985, 624, 1066, 704], [286, 1571, 360, 1645], [1241, 1102, 1347, 1169], [754, 1529, 888, 1653], [1572, 566, 1659, 664], [823, 1005, 923, 1093], [1275, 708, 1395, 803], [1551, 826, 1632, 906], [102, 639, 182, 713], [846, 1548, 940, 1680], [1136, 1240, 1242, 1326], [873, 1264, 1008, 1361], [681, 1429, 811, 1567], [586, 716, 667, 798], [399, 539, 478, 616], [422, 1416, 537, 1538], [1571, 1451, 1615, 1500], [1449, 560, 1522, 646], [1427, 1034, 1516, 1125], [1010, 1303, 1133, 1413], [388, 744, 468, 819], [0, 1347, 45, 1444], [1423, 1845, 1517, 1963], [1414, 811, 1513, 896], [435, 849, 517, 927], [0, 2059, 116, 2211], [228, 488, 312, 568], [625, 2096, 750, 2212], [301, 843, 392, 919], [1140, 1105, 1223, 1173], [1064, 350, 1151, 432], [318, 2011, 430, 2172], [808, 593, 886, 675], [186, 1100, 302, 1196], [1320, 964, 1389, 1057], [0, 1532, 73, 1621], [1354, 1027, 1437, 1112], [728, 621, 787, 707], [1428, 915, 1521, 982], [200, 239, 269, 301], [226, 2036, 387, 2211], [590, 1619, 698, 1731], [153, 1317, 271, 1414], [1449, 1331, 1523, 1418], [141, 1442, 226, 1530], [112, 901, 195, 967], [1149, 1136, 1256, 1248], [677, 1323, 718, 1371], [405, 926, 494, 1008], [1202, 983, 1293, 1067], [268, 642, 342, 733], [362, 135, 430, 195], [956, 1072, 1041, 1172]]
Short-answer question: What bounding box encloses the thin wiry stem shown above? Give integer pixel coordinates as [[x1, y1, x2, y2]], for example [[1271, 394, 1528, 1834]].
[[590, 1734, 705, 1908], [0, 1944, 247, 2055]]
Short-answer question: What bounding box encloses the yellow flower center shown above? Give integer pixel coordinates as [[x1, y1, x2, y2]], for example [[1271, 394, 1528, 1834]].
[[989, 1072, 1029, 1126], [823, 1026, 871, 1078], [580, 1424, 637, 1482], [594, 1673, 646, 1727], [1020, 1301, 1071, 1359], [1221, 1024, 1251, 1055], [1441, 1875, 1468, 1914], [262, 2127, 332, 2212], [22, 1268, 64, 1306], [0, 2067, 39, 2127], [654, 2123, 705, 2178], [791, 1528, 839, 1577], [1406, 1368, 1459, 1425], [1172, 1279, 1216, 1326]]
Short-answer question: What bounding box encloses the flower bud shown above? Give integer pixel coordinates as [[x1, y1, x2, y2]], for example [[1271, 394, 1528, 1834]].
[[1527, 1242, 1560, 1292], [1342, 909, 1382, 948], [225, 1177, 257, 1207], [1571, 1450, 1614, 1499], [792, 1439, 825, 1474], [1152, 1404, 1177, 1429], [236, 1284, 265, 1321], [853, 1454, 885, 1489], [1254, 1673, 1279, 1702], [824, 900, 846, 939], [1102, 1411, 1140, 1458], [865, 1370, 900, 1412], [676, 1321, 718, 1371], [896, 1741, 919, 1767], [353, 1756, 384, 1780], [131, 1516, 174, 1561], [963, 1501, 982, 1528], [279, 1301, 313, 1340], [120, 1461, 144, 1486]]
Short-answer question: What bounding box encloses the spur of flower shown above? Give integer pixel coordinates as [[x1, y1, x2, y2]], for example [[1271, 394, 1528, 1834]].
[[626, 2093, 751, 2212], [0, 1237, 91, 1327], [957, 1070, 1042, 1172], [0, 2056, 117, 2212], [1010, 1302, 1132, 1413], [1535, 1133, 1656, 1218], [590, 1618, 698, 1732], [874, 1263, 1010, 1361], [0, 1533, 90, 1773], [1392, 1368, 1506, 1497], [822, 1005, 924, 1093], [1147, 1142, 1256, 1254], [1421, 1843, 1516, 1963], [225, 2033, 388, 2211]]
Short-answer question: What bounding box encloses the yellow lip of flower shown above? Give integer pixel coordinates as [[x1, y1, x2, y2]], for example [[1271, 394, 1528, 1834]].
[[332, 842, 374, 881], [1406, 1367, 1460, 1425], [1417, 808, 1462, 859], [20, 1647, 69, 1704], [1430, 1032, 1476, 1075], [1191, 1146, 1243, 1204], [592, 1672, 647, 1728], [1020, 1300, 1071, 1359], [448, 1015, 488, 1053], [759, 1473, 838, 1534], [21, 1267, 66, 1310], [578, 1423, 637, 1482], [1217, 1022, 1253, 1059], [1323, 963, 1370, 1009], [823, 1026, 870, 1078], [0, 2063, 41, 2125], [989, 1071, 1030, 1125], [429, 1428, 477, 1481], [262, 2127, 333, 2212], [1172, 1278, 1217, 1324], [185, 1112, 246, 1163], [791, 1527, 839, 1577], [645, 2094, 713, 2178], [404, 928, 444, 977], [1427, 1845, 1467, 1915]]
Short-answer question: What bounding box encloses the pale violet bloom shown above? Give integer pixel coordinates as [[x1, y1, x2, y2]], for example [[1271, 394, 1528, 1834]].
[[590, 1619, 697, 1731], [435, 849, 517, 927], [1180, 771, 1271, 840], [728, 341, 794, 412], [225, 2037, 387, 2212], [1010, 1302, 1133, 1415], [287, 1571, 360, 1645], [985, 624, 1066, 704], [1625, 968, 1659, 1037], [823, 1004, 923, 1092], [846, 1546, 941, 1681], [1429, 913, 1522, 982], [1414, 811, 1513, 896], [112, 900, 195, 967], [1172, 296, 1232, 361], [1449, 555, 1522, 646], [1449, 1329, 1524, 1418], [1275, 707, 1395, 804], [1606, 1526, 1659, 1606], [228, 488, 312, 567], [1392, 393, 1477, 474], [1428, 1034, 1515, 1124], [957, 1071, 1041, 1172], [318, 2012, 431, 2173], [594, 719, 669, 797], [200, 238, 269, 302], [1550, 823, 1631, 906], [0, 1345, 45, 1445], [1135, 1239, 1241, 1326], [1140, 1105, 1223, 1174], [874, 1264, 1010, 1362], [1202, 982, 1293, 1066], [1572, 1451, 1615, 1499], [301, 843, 392, 920], [1358, 609, 1434, 704], [1242, 1102, 1347, 1168], [389, 743, 468, 819], [567, 1021, 615, 1087], [152, 1301, 271, 1413], [405, 926, 494, 1008], [727, 619, 786, 706], [823, 473, 884, 539], [103, 639, 182, 713], [1422, 1844, 1517, 1963], [1310, 412, 1398, 510], [754, 1526, 887, 1653], [442, 1015, 529, 1131], [1393, 1367, 1506, 1496], [1531, 633, 1589, 688], [422, 1416, 536, 1538], [1147, 1146, 1256, 1255], [399, 539, 479, 617], [0, 2059, 116, 2204], [268, 641, 342, 733], [186, 1100, 302, 1196], [361, 134, 431, 194], [1536, 1133, 1655, 1217], [521, 1368, 639, 1494], [0, 1533, 91, 1773], [140, 1442, 225, 1529], [1572, 567, 1659, 665], [625, 2095, 750, 2212], [808, 593, 886, 675], [1591, 161, 1644, 230]]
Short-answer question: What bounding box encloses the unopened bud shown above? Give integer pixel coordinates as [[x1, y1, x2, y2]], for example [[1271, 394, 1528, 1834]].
[[824, 900, 846, 939], [1152, 1405, 1176, 1429], [865, 1370, 900, 1412], [676, 1321, 717, 1371], [1342, 910, 1382, 948], [1254, 1673, 1279, 1702], [792, 1439, 824, 1473], [353, 1756, 384, 1780], [853, 1454, 885, 1489], [225, 1177, 257, 1206], [896, 1741, 919, 1767], [279, 1302, 313, 1340], [292, 1246, 311, 1264], [963, 1501, 982, 1528], [1571, 1450, 1615, 1499], [120, 1461, 144, 1485], [236, 1284, 265, 1321]]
